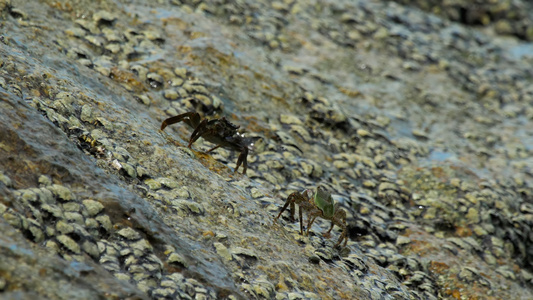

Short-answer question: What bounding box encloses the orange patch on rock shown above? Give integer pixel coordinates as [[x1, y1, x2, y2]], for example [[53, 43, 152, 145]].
[[202, 230, 215, 237], [429, 260, 449, 275], [455, 226, 473, 237], [451, 289, 461, 299], [109, 67, 147, 93]]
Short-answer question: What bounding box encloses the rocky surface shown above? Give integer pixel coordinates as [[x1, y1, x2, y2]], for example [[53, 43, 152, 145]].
[[1, 0, 533, 299], [394, 0, 533, 41]]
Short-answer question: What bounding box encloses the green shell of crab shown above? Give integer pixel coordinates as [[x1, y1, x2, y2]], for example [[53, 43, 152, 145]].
[[314, 186, 334, 218]]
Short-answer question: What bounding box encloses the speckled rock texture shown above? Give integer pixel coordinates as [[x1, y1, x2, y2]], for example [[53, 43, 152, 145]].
[[1, 0, 533, 299]]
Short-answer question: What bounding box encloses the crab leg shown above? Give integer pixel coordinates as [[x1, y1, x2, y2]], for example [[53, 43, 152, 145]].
[[298, 204, 307, 235], [306, 209, 323, 236], [275, 192, 297, 221], [188, 119, 210, 147], [160, 112, 199, 131], [335, 226, 347, 247], [326, 222, 335, 234], [325, 205, 340, 234], [234, 147, 248, 174], [207, 145, 222, 153], [333, 210, 348, 247], [306, 216, 318, 236]]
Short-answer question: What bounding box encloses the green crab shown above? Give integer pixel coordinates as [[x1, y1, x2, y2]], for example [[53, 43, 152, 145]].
[[274, 186, 348, 247]]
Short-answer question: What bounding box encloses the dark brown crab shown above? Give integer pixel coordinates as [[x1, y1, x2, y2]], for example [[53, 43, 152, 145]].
[[274, 186, 347, 247], [161, 112, 251, 174]]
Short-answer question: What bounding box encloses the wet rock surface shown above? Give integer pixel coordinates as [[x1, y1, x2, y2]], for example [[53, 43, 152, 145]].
[[394, 0, 533, 41], [1, 0, 533, 299]]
